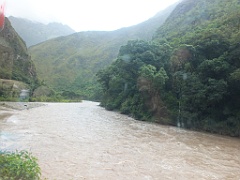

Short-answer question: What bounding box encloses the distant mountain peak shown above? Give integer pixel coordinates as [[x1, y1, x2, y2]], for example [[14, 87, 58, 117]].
[[8, 16, 75, 47]]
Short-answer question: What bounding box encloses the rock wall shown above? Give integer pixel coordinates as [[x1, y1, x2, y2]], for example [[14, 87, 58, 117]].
[[0, 17, 37, 83]]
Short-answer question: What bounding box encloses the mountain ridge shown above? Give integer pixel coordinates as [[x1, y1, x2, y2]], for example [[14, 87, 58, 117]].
[[8, 16, 75, 47], [29, 3, 179, 99]]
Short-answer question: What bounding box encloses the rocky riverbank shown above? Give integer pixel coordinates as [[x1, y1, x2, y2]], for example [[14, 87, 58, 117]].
[[0, 102, 45, 110], [0, 102, 45, 121]]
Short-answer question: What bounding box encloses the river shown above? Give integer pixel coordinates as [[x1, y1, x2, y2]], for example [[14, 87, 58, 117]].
[[0, 101, 240, 180]]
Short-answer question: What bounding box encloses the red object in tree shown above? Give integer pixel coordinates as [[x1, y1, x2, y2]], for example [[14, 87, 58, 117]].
[[0, 2, 5, 31]]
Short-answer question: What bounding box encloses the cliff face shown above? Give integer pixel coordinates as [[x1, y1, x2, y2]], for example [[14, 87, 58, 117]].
[[0, 18, 38, 100], [0, 17, 37, 83]]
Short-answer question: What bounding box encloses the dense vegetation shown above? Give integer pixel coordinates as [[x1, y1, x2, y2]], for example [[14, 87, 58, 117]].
[[28, 4, 177, 100], [97, 0, 240, 136], [0, 151, 41, 180], [97, 40, 171, 122]]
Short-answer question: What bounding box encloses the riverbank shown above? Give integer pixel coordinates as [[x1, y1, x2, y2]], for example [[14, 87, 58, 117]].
[[0, 107, 12, 121], [0, 102, 45, 122], [0, 102, 45, 110]]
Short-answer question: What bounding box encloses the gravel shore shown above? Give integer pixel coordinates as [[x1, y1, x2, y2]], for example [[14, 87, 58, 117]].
[[0, 102, 45, 110], [0, 102, 45, 121]]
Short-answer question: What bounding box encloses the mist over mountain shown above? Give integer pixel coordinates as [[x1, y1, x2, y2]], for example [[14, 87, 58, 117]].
[[29, 3, 178, 99], [8, 16, 75, 47]]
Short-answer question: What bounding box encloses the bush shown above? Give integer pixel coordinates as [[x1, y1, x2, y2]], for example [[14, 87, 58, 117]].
[[0, 150, 41, 180]]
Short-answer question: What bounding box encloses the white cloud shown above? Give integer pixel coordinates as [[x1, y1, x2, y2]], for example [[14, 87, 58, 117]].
[[5, 0, 179, 31]]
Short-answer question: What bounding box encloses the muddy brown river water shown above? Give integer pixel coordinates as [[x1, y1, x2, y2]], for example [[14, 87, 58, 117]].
[[0, 101, 240, 180]]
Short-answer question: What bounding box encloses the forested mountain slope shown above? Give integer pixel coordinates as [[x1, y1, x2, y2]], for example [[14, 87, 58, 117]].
[[97, 0, 240, 136], [0, 18, 38, 100], [9, 16, 75, 47], [29, 4, 178, 99]]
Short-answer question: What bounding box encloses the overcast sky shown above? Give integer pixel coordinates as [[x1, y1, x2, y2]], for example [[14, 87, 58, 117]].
[[4, 0, 179, 32]]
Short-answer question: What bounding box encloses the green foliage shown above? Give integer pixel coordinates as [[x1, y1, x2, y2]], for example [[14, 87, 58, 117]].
[[28, 4, 179, 101], [97, 40, 170, 122], [0, 150, 41, 180], [98, 0, 240, 136], [139, 65, 169, 91], [152, 0, 240, 136], [30, 89, 82, 102]]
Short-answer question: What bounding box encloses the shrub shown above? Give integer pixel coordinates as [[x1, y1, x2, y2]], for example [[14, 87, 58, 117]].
[[0, 150, 41, 180]]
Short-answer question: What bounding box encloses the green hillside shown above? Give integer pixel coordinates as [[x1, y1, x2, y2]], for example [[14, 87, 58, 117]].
[[9, 16, 75, 47], [29, 4, 178, 100], [97, 0, 240, 136]]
